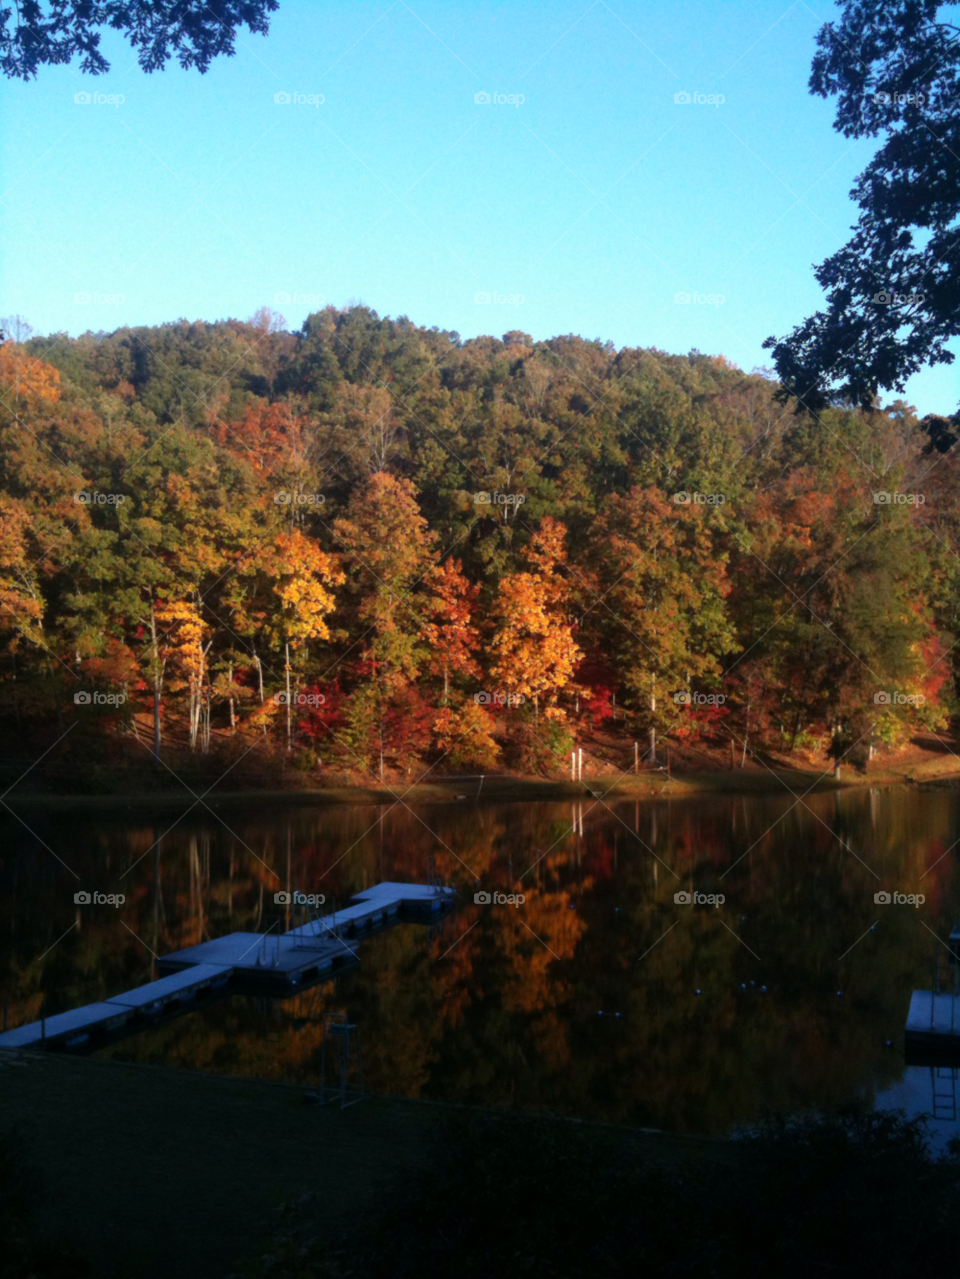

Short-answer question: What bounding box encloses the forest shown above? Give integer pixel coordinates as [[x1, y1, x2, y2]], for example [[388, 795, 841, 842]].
[[0, 304, 955, 789]]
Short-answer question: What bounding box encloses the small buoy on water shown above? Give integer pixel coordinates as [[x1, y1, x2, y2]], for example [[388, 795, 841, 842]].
[[695, 989, 702, 996], [884, 1040, 893, 1048], [837, 991, 844, 998], [740, 983, 746, 991], [760, 986, 767, 993], [750, 981, 755, 988]]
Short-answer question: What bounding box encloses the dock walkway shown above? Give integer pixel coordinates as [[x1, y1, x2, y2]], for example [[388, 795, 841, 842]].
[[0, 881, 455, 1052]]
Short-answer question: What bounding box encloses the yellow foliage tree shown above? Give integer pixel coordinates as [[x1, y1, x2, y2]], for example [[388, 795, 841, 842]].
[[489, 517, 581, 719]]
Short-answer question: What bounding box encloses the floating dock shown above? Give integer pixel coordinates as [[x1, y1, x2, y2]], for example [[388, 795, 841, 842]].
[[0, 881, 455, 1052], [905, 990, 960, 1057]]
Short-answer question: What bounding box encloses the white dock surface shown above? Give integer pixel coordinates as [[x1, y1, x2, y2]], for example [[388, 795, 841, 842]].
[[905, 990, 960, 1039], [0, 881, 455, 1051]]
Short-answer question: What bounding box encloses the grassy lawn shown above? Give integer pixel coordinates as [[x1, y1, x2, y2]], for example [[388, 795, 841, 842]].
[[0, 1050, 711, 1278]]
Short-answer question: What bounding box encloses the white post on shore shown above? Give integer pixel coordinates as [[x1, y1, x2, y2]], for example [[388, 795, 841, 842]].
[[578, 748, 583, 782], [571, 751, 576, 780]]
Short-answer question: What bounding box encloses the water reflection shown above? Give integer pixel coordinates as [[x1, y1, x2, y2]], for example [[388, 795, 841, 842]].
[[2, 786, 959, 1135]]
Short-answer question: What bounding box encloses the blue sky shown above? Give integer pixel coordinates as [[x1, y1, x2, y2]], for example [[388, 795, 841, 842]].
[[1, 0, 956, 414]]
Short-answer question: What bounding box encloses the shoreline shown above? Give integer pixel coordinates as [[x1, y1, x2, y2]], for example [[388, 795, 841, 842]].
[[3, 751, 959, 810]]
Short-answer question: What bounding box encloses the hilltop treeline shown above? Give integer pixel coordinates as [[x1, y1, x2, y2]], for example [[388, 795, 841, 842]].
[[0, 306, 955, 785]]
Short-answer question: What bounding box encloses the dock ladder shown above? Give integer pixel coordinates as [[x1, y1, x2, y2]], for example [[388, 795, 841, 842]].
[[319, 1012, 364, 1108], [931, 1066, 959, 1121]]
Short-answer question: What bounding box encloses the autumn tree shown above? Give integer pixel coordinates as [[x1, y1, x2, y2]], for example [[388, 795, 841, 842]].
[[333, 471, 436, 776], [489, 517, 581, 720], [419, 557, 480, 704], [226, 531, 344, 751], [592, 488, 735, 762]]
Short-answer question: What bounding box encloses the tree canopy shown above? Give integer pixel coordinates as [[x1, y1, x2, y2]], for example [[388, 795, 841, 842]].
[[765, 0, 960, 420], [0, 0, 279, 79], [0, 305, 952, 786]]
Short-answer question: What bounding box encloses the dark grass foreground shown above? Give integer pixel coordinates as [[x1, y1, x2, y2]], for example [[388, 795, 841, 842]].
[[3, 1049, 960, 1278], [245, 1108, 960, 1279], [1, 1127, 90, 1278]]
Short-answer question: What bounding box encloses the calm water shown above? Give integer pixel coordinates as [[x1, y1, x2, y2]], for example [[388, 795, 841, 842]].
[[3, 785, 960, 1139]]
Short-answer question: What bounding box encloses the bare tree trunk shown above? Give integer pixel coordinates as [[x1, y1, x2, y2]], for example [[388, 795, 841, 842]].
[[284, 641, 292, 753], [149, 599, 162, 761], [648, 684, 656, 763]]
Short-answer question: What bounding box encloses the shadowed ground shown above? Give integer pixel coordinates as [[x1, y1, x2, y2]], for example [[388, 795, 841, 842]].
[[0, 1050, 707, 1278]]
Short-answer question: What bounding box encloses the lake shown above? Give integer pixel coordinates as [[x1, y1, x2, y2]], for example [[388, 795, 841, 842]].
[[2, 784, 958, 1141]]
